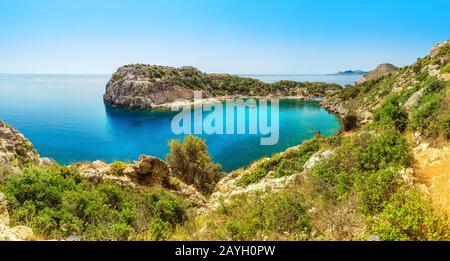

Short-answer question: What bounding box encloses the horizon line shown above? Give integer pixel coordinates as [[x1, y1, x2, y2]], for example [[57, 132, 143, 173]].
[[0, 72, 367, 76]]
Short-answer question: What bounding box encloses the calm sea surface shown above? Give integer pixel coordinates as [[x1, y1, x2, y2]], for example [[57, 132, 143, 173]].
[[0, 74, 355, 171]]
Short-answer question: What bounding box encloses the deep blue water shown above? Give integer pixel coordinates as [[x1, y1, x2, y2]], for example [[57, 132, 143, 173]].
[[0, 74, 343, 172]]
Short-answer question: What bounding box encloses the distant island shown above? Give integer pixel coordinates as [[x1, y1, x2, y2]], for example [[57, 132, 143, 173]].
[[334, 70, 368, 75]]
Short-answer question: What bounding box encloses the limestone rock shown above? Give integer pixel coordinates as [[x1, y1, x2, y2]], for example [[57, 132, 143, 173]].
[[171, 181, 208, 208], [74, 156, 171, 188], [66, 235, 81, 241], [38, 157, 56, 167], [303, 150, 334, 170], [0, 192, 9, 226], [404, 88, 424, 113], [320, 99, 348, 115], [359, 111, 373, 123], [127, 155, 171, 186], [10, 226, 34, 240], [0, 120, 39, 181], [367, 235, 382, 241]]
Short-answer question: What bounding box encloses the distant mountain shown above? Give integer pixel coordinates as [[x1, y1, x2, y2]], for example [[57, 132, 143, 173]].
[[358, 63, 398, 84], [335, 70, 368, 75]]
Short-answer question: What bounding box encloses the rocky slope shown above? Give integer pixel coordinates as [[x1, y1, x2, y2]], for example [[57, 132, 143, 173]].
[[103, 65, 342, 109], [0, 120, 40, 181]]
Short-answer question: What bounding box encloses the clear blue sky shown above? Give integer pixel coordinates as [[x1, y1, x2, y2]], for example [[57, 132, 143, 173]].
[[0, 0, 449, 74]]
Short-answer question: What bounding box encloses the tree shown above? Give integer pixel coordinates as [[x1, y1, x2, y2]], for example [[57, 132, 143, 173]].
[[166, 135, 222, 194], [342, 114, 358, 131]]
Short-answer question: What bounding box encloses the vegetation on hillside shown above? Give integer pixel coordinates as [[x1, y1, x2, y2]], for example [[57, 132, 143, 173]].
[[110, 64, 343, 97], [2, 165, 188, 241]]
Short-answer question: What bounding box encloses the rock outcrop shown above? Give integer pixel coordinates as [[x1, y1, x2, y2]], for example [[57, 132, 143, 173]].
[[320, 98, 348, 115], [103, 65, 201, 109], [74, 155, 170, 187], [0, 120, 39, 181], [358, 63, 399, 84], [403, 88, 425, 113], [73, 156, 207, 207]]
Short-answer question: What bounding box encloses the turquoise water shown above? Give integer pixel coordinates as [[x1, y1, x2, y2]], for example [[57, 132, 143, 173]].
[[0, 74, 342, 172]]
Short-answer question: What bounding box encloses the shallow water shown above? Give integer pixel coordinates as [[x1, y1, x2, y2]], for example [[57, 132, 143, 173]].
[[0, 74, 343, 171]]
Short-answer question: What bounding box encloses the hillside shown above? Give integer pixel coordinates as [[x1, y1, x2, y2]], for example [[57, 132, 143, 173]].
[[103, 65, 342, 109], [0, 40, 449, 241]]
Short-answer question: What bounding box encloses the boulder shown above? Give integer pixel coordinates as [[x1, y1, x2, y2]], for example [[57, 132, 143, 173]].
[[38, 157, 56, 167], [0, 192, 9, 226], [66, 235, 81, 241], [10, 226, 34, 240], [404, 89, 424, 113], [127, 155, 171, 186], [303, 150, 334, 170]]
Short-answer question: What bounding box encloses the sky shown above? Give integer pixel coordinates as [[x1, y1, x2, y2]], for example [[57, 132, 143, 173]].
[[0, 0, 449, 74]]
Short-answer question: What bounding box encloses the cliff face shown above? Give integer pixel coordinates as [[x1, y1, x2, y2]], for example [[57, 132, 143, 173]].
[[103, 65, 204, 109], [0, 120, 39, 181], [103, 64, 342, 109]]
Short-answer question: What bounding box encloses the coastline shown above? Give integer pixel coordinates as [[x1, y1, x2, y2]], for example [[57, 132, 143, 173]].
[[111, 95, 328, 111]]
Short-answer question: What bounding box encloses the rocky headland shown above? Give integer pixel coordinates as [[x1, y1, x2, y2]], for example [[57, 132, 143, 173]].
[[103, 65, 342, 109]]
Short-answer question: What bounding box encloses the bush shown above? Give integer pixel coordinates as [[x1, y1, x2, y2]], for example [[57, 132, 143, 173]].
[[409, 79, 447, 138], [212, 191, 311, 240], [355, 167, 401, 215], [357, 130, 411, 171], [374, 95, 408, 132], [2, 166, 187, 240], [342, 114, 358, 131], [440, 63, 450, 74], [166, 135, 222, 194], [369, 189, 449, 241], [109, 161, 127, 176]]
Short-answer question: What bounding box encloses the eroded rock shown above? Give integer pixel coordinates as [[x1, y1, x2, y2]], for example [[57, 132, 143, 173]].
[[0, 120, 40, 180]]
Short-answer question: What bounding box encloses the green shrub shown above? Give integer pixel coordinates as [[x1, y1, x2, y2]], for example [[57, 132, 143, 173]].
[[439, 63, 450, 74], [167, 135, 222, 194], [409, 79, 447, 138], [213, 191, 311, 240], [355, 167, 401, 215], [357, 130, 411, 171], [109, 161, 127, 176], [369, 189, 449, 241], [374, 95, 408, 132], [2, 166, 187, 240]]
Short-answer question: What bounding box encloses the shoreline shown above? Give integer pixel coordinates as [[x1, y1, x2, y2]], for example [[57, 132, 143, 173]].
[[107, 95, 327, 111]]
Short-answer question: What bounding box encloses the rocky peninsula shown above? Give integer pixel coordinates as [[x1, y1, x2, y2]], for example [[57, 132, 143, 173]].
[[103, 65, 342, 109]]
